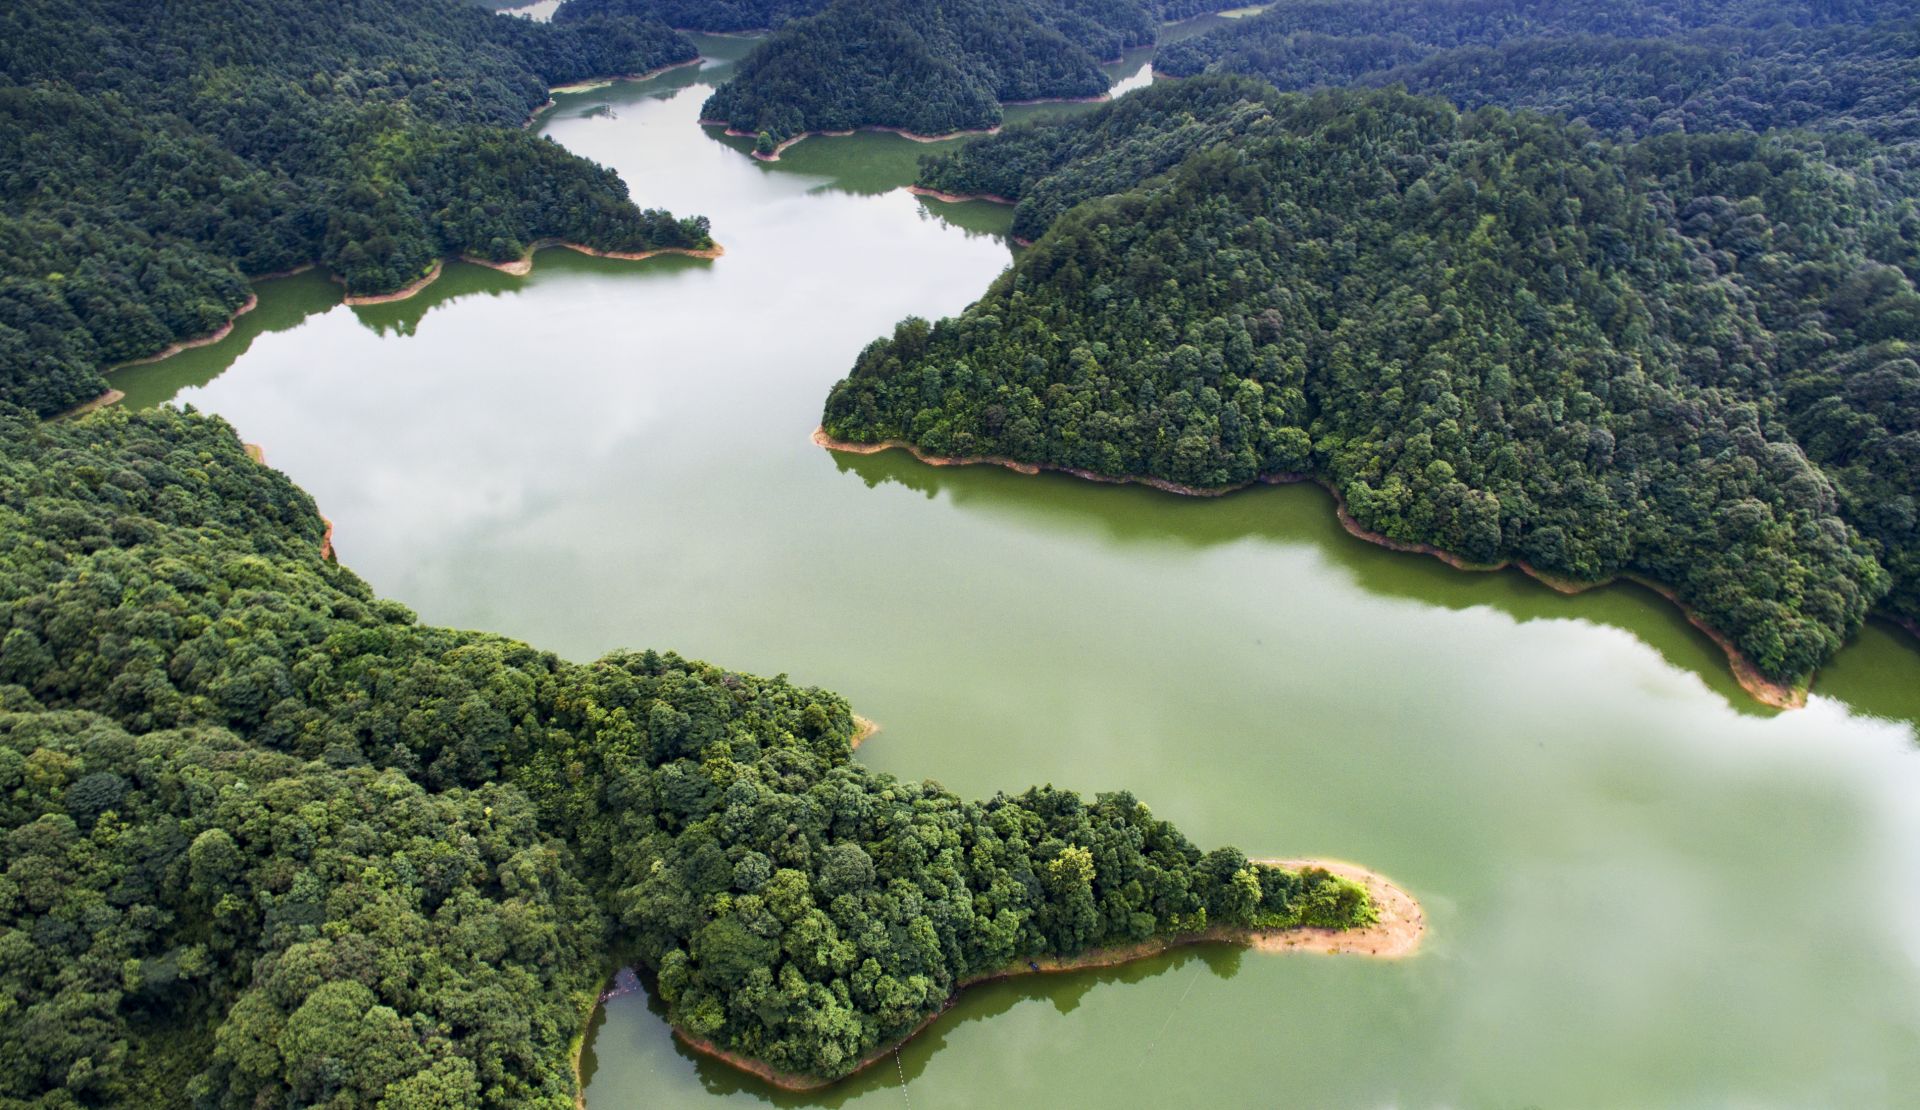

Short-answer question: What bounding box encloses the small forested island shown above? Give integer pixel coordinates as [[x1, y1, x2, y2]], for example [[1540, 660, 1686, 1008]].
[[0, 0, 714, 418], [697, 0, 1231, 155], [0, 402, 1391, 1102], [831, 74, 1920, 702]]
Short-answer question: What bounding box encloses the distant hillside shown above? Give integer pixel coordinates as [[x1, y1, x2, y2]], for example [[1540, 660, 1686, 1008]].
[[699, 0, 1231, 150], [556, 0, 830, 32], [1155, 0, 1920, 143]]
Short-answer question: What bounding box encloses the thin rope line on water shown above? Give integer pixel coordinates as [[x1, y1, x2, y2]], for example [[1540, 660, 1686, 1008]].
[[894, 1045, 912, 1107], [1137, 965, 1204, 1070]]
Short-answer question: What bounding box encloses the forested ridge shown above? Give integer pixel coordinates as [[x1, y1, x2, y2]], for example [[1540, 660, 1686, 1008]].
[[698, 0, 1230, 151], [0, 0, 712, 418], [831, 77, 1920, 687], [556, 0, 829, 33], [1155, 0, 1920, 145], [0, 404, 1374, 1104]]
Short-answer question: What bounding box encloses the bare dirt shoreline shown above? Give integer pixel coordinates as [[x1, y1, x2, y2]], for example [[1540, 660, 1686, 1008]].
[[906, 185, 1018, 205], [336, 240, 723, 305], [339, 261, 444, 306], [811, 427, 1809, 708], [850, 714, 879, 749], [242, 443, 334, 559], [530, 57, 707, 129], [116, 292, 261, 370], [54, 389, 125, 420], [667, 857, 1421, 1091], [704, 120, 1003, 162], [58, 290, 269, 418], [461, 238, 726, 277]]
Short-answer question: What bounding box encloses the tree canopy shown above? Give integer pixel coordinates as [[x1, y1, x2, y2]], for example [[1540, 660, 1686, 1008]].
[[0, 0, 710, 417], [699, 0, 1231, 146], [1155, 0, 1920, 145], [833, 78, 1920, 683], [0, 403, 1373, 1104], [556, 0, 830, 33]]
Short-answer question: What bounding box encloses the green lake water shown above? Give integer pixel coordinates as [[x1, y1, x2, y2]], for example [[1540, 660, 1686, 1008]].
[[112, 37, 1920, 1108]]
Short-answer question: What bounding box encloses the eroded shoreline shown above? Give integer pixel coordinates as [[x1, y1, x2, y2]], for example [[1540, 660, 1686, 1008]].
[[812, 427, 1808, 707], [664, 856, 1420, 1091], [906, 185, 1018, 205], [58, 290, 269, 418], [243, 443, 334, 560], [337, 240, 724, 305], [461, 238, 727, 277], [705, 120, 1003, 162], [113, 291, 262, 373], [531, 57, 707, 129]]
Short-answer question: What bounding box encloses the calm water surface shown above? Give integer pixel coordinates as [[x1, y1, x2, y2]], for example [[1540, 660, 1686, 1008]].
[[115, 39, 1920, 1108]]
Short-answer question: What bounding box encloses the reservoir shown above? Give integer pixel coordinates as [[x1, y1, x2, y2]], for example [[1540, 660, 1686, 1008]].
[[112, 34, 1920, 1107]]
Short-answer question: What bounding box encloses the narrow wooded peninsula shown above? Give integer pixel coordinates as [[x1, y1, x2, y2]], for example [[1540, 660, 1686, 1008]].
[[0, 403, 1389, 1103], [0, 0, 714, 418], [831, 74, 1920, 701]]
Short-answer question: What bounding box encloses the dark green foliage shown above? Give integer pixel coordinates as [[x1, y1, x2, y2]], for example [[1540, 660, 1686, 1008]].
[[0, 710, 604, 1108], [556, 0, 829, 32], [0, 405, 1372, 1101], [1154, 0, 1920, 145], [1359, 26, 1920, 144], [1786, 345, 1920, 626], [840, 81, 1920, 683], [918, 73, 1283, 239], [0, 0, 705, 416], [699, 0, 1219, 145]]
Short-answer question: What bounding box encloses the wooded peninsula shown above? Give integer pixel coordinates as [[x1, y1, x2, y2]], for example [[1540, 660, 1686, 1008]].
[[833, 17, 1919, 696]]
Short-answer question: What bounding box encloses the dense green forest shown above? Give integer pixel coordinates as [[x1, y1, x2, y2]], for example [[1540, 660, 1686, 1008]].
[[556, 0, 829, 33], [1155, 0, 1920, 144], [0, 404, 1373, 1104], [699, 0, 1230, 149], [0, 0, 711, 418], [833, 78, 1920, 684]]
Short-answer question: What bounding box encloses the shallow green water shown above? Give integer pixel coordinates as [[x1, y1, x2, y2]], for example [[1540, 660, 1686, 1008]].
[[112, 40, 1920, 1109]]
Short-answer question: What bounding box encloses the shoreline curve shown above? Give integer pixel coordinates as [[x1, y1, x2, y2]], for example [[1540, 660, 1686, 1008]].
[[530, 57, 707, 128], [339, 241, 724, 306], [242, 443, 335, 560], [114, 291, 261, 371], [812, 426, 1807, 708], [906, 185, 1017, 205], [704, 120, 1002, 162], [60, 289, 267, 419], [665, 856, 1421, 1091]]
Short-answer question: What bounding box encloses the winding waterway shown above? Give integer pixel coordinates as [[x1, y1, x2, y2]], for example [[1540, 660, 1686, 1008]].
[[112, 34, 1920, 1108]]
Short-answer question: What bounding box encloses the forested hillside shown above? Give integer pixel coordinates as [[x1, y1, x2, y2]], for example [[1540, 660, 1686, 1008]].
[[556, 0, 828, 33], [699, 0, 1228, 150], [0, 404, 1374, 1104], [832, 80, 1920, 688], [1155, 0, 1920, 144], [0, 0, 710, 417]]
